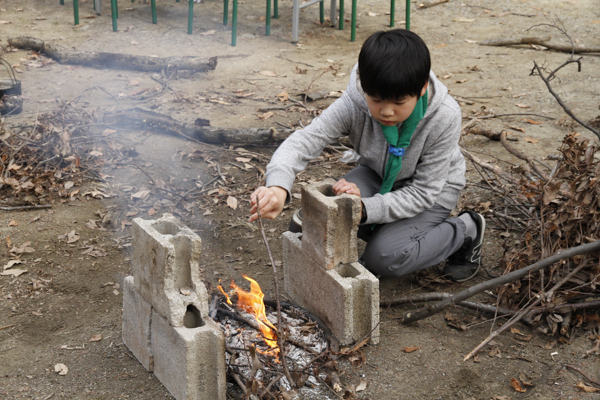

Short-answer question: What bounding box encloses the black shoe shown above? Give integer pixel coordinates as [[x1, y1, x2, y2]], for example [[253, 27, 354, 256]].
[[443, 211, 485, 282], [288, 209, 302, 233]]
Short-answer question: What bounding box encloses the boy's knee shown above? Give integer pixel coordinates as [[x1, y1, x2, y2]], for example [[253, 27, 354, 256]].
[[362, 240, 419, 278]]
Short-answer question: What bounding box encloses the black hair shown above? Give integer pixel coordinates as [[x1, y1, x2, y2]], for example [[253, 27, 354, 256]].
[[358, 29, 431, 100]]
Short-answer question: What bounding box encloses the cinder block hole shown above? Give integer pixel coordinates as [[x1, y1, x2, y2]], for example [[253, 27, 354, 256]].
[[317, 184, 335, 197], [183, 304, 205, 328], [153, 220, 181, 236], [335, 263, 361, 278]]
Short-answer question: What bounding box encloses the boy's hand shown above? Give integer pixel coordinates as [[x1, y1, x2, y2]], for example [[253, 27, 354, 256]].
[[249, 186, 287, 222], [333, 179, 361, 198]]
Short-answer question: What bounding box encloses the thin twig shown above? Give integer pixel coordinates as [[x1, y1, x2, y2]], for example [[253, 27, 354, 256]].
[[0, 205, 52, 211], [255, 180, 295, 389]]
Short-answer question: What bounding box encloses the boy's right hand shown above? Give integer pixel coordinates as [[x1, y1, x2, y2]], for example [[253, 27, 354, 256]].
[[249, 186, 288, 222]]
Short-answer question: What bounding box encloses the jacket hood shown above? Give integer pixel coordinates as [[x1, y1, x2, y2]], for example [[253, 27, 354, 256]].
[[346, 63, 449, 121]]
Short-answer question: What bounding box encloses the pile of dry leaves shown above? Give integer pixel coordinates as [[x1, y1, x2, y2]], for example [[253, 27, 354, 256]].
[[467, 132, 600, 338]]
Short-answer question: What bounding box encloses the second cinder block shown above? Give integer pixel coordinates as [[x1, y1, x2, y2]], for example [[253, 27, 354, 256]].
[[283, 232, 379, 346]]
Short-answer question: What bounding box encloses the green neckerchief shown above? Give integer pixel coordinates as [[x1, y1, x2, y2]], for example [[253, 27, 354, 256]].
[[379, 90, 428, 194]]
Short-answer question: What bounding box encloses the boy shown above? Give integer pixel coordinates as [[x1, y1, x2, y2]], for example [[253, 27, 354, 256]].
[[249, 29, 485, 282]]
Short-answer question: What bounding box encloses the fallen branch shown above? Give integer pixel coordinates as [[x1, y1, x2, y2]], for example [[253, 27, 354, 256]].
[[8, 37, 218, 72], [418, 0, 448, 8], [480, 36, 600, 53], [400, 239, 600, 325], [0, 205, 52, 211], [500, 131, 550, 181], [460, 147, 521, 185], [105, 108, 293, 145], [465, 126, 517, 141]]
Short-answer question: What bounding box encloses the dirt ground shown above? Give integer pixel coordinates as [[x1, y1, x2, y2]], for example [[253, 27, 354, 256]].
[[1, 0, 600, 398]]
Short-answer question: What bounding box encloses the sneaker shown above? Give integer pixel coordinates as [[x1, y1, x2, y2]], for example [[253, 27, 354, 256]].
[[443, 211, 486, 282], [288, 209, 303, 233]]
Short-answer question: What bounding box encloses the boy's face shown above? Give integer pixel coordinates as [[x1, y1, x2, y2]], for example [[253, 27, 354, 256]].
[[365, 82, 428, 126]]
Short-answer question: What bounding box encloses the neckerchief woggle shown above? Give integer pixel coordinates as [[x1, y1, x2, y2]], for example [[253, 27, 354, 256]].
[[378, 90, 428, 194]]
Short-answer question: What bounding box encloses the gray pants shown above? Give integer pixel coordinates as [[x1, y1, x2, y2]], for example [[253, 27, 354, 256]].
[[344, 166, 467, 278]]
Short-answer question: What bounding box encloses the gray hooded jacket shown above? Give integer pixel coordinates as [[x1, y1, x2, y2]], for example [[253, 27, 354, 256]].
[[265, 64, 466, 225]]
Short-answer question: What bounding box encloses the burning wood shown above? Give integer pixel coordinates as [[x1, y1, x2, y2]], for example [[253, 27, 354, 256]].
[[212, 276, 349, 398]]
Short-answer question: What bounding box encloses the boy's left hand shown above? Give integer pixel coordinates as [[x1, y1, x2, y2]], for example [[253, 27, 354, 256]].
[[333, 179, 361, 198]]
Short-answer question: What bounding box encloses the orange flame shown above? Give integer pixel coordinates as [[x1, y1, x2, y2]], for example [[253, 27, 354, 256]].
[[230, 275, 278, 352], [217, 281, 232, 305]]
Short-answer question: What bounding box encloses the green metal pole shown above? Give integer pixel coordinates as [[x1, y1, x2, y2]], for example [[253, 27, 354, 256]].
[[390, 0, 395, 27], [111, 0, 118, 31], [319, 0, 324, 23], [350, 0, 356, 41], [232, 0, 238, 46], [116, 0, 119, 19], [60, 0, 64, 5], [73, 0, 79, 25], [339, 0, 343, 29], [266, 0, 271, 36], [405, 0, 410, 30], [224, 0, 228, 25], [151, 0, 157, 24], [274, 0, 278, 19], [188, 0, 193, 33]]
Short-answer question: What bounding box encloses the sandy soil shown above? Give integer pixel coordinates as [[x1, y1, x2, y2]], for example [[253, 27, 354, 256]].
[[1, 0, 599, 398]]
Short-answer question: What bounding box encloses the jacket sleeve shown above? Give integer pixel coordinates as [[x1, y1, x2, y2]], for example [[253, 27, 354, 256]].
[[264, 93, 356, 200], [360, 105, 462, 224]]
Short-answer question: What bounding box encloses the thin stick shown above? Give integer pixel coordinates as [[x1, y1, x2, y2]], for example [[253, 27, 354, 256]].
[[565, 364, 600, 389], [400, 239, 600, 325], [255, 182, 295, 389], [463, 256, 591, 361], [0, 324, 15, 330], [0, 205, 52, 211]]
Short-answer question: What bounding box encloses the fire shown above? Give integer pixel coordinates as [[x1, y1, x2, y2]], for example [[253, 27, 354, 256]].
[[229, 275, 279, 352]]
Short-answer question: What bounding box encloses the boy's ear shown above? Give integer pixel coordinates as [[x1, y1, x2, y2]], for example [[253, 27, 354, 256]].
[[420, 81, 429, 98]]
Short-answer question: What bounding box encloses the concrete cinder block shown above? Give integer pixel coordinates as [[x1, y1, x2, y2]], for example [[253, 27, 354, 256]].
[[283, 232, 379, 345], [132, 213, 208, 327], [122, 276, 153, 372], [301, 180, 362, 270], [151, 309, 227, 400]]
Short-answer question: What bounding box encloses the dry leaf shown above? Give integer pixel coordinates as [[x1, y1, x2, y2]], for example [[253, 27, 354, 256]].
[[236, 157, 252, 163], [403, 346, 421, 353], [1, 268, 27, 276], [64, 181, 75, 190], [54, 363, 68, 376], [89, 334, 103, 342], [129, 79, 139, 86], [510, 327, 522, 335], [519, 373, 534, 387], [453, 17, 475, 22], [67, 231, 80, 244], [576, 381, 600, 393], [227, 196, 238, 210], [102, 128, 117, 136], [148, 208, 157, 216], [130, 40, 139, 45], [8, 220, 18, 227], [525, 137, 539, 144], [510, 378, 526, 393], [356, 379, 368, 392], [515, 103, 530, 108], [259, 70, 278, 77], [523, 119, 543, 124], [201, 29, 216, 35], [277, 90, 289, 101], [455, 79, 468, 83], [259, 111, 274, 119], [367, 11, 378, 16], [3, 260, 23, 270], [465, 39, 478, 43]]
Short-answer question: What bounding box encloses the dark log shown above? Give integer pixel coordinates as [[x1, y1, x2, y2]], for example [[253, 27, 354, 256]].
[[8, 37, 217, 73], [105, 108, 293, 145]]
